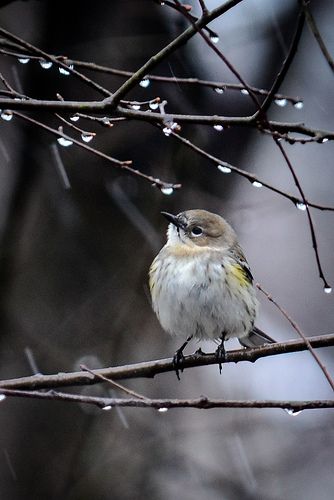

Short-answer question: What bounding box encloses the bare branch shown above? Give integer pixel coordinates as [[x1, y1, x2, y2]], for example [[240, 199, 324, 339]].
[[13, 112, 181, 192], [169, 129, 334, 212], [301, 0, 334, 72], [0, 388, 333, 412], [257, 284, 334, 391], [0, 334, 333, 391]]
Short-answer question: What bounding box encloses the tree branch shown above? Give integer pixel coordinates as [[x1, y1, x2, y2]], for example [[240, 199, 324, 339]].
[[0, 388, 333, 412], [0, 334, 333, 391]]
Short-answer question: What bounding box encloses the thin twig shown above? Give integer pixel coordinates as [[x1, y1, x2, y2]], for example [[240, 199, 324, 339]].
[[12, 111, 181, 191], [256, 10, 305, 116], [257, 284, 334, 391], [301, 0, 334, 72], [80, 365, 148, 400], [168, 129, 334, 212], [0, 334, 333, 390], [106, 0, 244, 107], [0, 388, 332, 411], [0, 27, 112, 97]]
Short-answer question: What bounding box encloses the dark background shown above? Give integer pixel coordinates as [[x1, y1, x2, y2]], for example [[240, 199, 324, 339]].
[[0, 1, 333, 499]]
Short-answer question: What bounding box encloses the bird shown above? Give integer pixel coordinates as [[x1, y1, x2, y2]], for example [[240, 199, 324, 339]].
[[149, 209, 274, 377]]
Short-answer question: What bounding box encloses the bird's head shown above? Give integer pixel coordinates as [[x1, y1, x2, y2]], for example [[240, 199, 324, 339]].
[[162, 209, 237, 251]]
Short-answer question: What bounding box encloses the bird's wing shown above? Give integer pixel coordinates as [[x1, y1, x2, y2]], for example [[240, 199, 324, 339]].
[[229, 246, 254, 285]]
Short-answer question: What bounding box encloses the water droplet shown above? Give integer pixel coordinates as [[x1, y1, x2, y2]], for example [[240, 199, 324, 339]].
[[70, 115, 80, 122], [218, 164, 231, 174], [321, 137, 329, 143], [1, 110, 13, 121], [158, 407, 168, 413], [18, 57, 30, 64], [162, 127, 172, 136], [139, 78, 150, 88], [252, 181, 262, 188], [214, 87, 224, 94], [81, 132, 95, 143], [275, 98, 287, 107], [213, 124, 224, 132], [161, 186, 174, 195], [149, 101, 159, 110], [102, 117, 111, 125], [240, 89, 249, 95], [102, 405, 112, 411], [57, 137, 73, 147], [284, 408, 302, 416], [59, 64, 73, 76], [39, 59, 53, 69], [296, 202, 306, 211], [131, 104, 141, 111], [210, 35, 219, 44], [0, 394, 6, 402], [294, 101, 303, 110], [324, 287, 332, 294]]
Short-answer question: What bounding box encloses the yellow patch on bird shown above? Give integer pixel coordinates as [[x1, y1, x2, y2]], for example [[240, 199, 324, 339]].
[[226, 263, 250, 287]]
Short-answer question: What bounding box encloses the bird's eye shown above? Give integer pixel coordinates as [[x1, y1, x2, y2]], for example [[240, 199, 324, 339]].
[[191, 226, 203, 237]]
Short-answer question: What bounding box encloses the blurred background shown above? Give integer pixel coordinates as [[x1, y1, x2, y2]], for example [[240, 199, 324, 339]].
[[0, 0, 333, 498]]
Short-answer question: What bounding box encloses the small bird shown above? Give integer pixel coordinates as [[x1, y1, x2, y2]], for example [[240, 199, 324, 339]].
[[149, 209, 274, 376]]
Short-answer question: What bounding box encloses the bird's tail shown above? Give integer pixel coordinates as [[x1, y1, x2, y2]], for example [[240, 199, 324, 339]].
[[239, 326, 276, 348]]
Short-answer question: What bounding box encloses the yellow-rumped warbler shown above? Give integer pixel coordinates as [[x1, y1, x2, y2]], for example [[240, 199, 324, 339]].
[[149, 209, 274, 375]]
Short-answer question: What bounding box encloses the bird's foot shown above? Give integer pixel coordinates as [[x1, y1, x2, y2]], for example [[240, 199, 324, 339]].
[[215, 340, 226, 374], [172, 337, 192, 380], [173, 348, 186, 381]]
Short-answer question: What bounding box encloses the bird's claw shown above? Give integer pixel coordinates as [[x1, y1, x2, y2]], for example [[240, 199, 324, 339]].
[[215, 342, 226, 374], [173, 348, 186, 381]]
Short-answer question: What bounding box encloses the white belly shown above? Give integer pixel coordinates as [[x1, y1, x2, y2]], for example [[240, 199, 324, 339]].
[[151, 252, 258, 342]]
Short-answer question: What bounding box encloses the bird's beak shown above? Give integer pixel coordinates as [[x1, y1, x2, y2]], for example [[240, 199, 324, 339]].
[[161, 211, 182, 229]]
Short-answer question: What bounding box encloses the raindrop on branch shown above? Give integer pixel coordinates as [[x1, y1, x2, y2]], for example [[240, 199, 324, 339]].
[[252, 181, 262, 188], [217, 164, 231, 174], [70, 115, 80, 122], [275, 98, 287, 107], [81, 132, 95, 143], [1, 111, 13, 121], [210, 35, 219, 44], [213, 124, 224, 132], [18, 57, 30, 64], [139, 78, 150, 88], [59, 64, 74, 76], [161, 186, 174, 195], [284, 408, 302, 417], [324, 287, 332, 294], [39, 59, 53, 69], [102, 405, 112, 411], [214, 87, 224, 94], [0, 394, 6, 402], [57, 137, 73, 147], [131, 104, 141, 111], [240, 89, 249, 95], [158, 407, 168, 413], [321, 138, 329, 143], [162, 127, 172, 136], [149, 101, 159, 110], [296, 202, 306, 211], [294, 101, 303, 110]]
